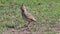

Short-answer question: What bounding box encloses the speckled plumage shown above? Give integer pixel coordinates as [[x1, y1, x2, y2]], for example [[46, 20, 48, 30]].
[[21, 4, 36, 22]]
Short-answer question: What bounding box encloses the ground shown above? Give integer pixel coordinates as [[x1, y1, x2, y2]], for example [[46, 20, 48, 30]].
[[0, 0, 60, 34]]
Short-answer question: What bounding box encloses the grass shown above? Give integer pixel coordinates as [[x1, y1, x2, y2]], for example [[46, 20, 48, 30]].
[[0, 0, 60, 34]]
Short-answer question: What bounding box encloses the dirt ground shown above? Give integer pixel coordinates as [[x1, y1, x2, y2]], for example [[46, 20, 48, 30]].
[[1, 23, 60, 34], [1, 23, 44, 34], [1, 22, 60, 34], [1, 28, 43, 34]]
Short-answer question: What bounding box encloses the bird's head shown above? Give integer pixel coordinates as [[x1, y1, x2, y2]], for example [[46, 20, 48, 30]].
[[21, 4, 27, 12]]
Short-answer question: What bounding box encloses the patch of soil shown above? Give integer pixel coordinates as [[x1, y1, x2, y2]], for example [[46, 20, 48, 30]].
[[2, 27, 43, 34]]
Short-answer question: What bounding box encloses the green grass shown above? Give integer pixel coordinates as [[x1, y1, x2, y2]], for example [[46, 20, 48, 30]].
[[0, 0, 60, 34]]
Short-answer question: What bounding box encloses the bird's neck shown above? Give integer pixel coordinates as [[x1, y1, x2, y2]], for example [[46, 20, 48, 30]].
[[22, 9, 28, 13], [24, 10, 28, 13], [21, 9, 27, 14]]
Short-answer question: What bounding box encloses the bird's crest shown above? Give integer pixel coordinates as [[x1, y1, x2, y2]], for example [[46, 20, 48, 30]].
[[21, 4, 27, 12]]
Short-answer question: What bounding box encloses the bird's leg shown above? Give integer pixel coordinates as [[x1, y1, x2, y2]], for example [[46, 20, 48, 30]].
[[25, 21, 31, 31], [27, 21, 30, 27], [24, 21, 30, 27]]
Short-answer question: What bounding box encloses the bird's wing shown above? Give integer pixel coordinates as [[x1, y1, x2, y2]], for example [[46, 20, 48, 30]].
[[25, 13, 36, 21]]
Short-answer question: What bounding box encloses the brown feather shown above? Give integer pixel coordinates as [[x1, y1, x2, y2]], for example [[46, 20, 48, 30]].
[[21, 4, 36, 22]]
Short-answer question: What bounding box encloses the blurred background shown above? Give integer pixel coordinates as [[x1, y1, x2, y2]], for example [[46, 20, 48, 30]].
[[0, 0, 60, 34]]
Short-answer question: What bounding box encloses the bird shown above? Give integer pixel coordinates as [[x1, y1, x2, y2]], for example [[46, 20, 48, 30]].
[[20, 4, 36, 28]]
